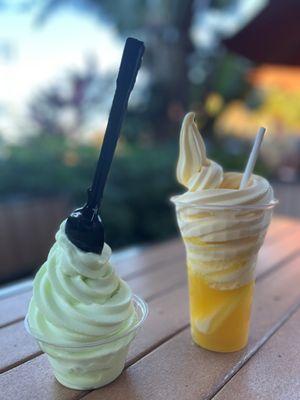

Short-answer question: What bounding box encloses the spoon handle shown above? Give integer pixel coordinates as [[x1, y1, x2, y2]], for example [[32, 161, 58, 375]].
[[87, 37, 145, 214]]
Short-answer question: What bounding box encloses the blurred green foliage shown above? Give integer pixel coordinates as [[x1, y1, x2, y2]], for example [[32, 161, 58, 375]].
[[102, 143, 180, 247], [0, 133, 271, 249], [0, 135, 180, 248], [0, 135, 96, 198]]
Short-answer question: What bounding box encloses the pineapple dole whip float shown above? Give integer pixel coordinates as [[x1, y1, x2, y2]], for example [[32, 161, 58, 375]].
[[172, 112, 275, 352], [26, 38, 148, 390]]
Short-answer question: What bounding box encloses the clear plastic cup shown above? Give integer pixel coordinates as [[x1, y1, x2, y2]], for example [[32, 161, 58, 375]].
[[171, 198, 277, 352], [25, 294, 148, 390]]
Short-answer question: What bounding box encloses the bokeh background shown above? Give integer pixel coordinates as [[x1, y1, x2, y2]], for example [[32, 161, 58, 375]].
[[1, 0, 300, 284]]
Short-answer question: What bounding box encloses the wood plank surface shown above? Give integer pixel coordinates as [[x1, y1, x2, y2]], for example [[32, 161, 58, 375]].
[[0, 240, 184, 329], [0, 218, 298, 373], [1, 233, 300, 399], [0, 320, 41, 374], [114, 238, 184, 279], [0, 280, 188, 374], [0, 355, 87, 400], [0, 216, 294, 329], [213, 307, 300, 400], [0, 285, 190, 400], [82, 254, 300, 400], [256, 227, 300, 278], [1, 216, 300, 400], [0, 290, 32, 328]]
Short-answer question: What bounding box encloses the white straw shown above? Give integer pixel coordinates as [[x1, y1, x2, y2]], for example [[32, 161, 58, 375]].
[[239, 127, 266, 189]]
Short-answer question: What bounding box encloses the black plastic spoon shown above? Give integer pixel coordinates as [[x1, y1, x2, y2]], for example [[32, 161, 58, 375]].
[[65, 37, 145, 253]]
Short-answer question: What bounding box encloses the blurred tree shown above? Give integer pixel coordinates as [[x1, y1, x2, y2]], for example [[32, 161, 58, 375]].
[[35, 0, 195, 138], [193, 52, 251, 136], [0, 135, 180, 248], [34, 0, 251, 141], [29, 56, 113, 137]]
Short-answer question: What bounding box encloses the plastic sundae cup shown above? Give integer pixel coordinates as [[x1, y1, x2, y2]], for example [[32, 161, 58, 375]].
[[25, 294, 148, 390], [171, 198, 277, 352]]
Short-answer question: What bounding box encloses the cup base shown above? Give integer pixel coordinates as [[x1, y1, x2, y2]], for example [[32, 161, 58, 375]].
[[191, 327, 248, 353], [25, 295, 148, 391], [53, 363, 125, 390], [191, 332, 248, 353]]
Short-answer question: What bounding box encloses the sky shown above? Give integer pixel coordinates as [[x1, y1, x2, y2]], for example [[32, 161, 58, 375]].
[[193, 0, 267, 48], [0, 6, 122, 140], [0, 0, 266, 141]]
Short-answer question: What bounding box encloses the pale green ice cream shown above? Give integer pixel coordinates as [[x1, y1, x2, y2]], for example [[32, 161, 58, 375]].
[[27, 221, 137, 389]]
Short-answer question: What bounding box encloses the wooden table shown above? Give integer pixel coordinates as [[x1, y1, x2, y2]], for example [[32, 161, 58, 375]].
[[1, 216, 300, 400]]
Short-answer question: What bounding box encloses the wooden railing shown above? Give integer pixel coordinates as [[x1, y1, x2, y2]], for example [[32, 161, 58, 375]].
[[0, 197, 69, 284]]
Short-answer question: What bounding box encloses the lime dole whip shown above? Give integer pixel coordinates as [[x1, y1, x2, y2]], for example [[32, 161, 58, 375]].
[[26, 38, 148, 390], [172, 112, 276, 352], [27, 224, 144, 389]]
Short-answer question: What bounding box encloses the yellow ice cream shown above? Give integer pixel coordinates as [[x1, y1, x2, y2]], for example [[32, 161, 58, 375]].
[[27, 221, 137, 389], [172, 112, 275, 351]]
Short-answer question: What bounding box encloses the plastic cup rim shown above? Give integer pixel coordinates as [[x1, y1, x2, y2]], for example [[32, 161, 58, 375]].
[[24, 294, 148, 349], [170, 196, 278, 211]]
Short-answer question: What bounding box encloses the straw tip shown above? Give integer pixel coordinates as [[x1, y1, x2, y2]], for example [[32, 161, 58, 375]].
[[258, 126, 266, 135]]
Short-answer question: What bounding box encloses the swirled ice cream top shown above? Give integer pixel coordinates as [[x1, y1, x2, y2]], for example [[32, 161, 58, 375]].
[[172, 112, 275, 289], [28, 221, 136, 346], [175, 112, 274, 206]]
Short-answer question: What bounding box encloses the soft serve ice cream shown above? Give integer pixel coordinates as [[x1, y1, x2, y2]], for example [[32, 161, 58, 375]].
[[26, 37, 147, 387], [27, 221, 139, 389], [172, 112, 275, 351]]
